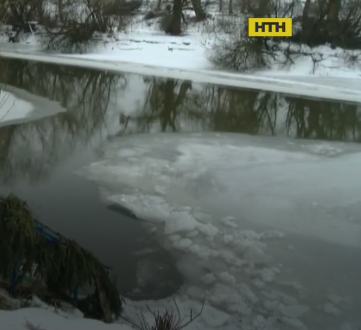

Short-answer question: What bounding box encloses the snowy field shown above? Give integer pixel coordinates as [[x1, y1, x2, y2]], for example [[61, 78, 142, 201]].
[[0, 85, 65, 127], [75, 132, 361, 330]]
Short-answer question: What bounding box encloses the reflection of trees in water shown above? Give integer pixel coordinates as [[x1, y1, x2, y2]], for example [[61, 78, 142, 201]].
[[203, 87, 280, 135], [133, 79, 361, 142], [285, 97, 361, 142], [121, 77, 206, 133], [120, 78, 280, 135], [0, 59, 126, 184]]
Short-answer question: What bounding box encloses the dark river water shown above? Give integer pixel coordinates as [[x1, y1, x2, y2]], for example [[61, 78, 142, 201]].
[[0, 58, 360, 328]]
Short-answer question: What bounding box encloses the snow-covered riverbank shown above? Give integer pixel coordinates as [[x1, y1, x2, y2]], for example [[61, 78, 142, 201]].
[[1, 48, 361, 104], [1, 14, 361, 104]]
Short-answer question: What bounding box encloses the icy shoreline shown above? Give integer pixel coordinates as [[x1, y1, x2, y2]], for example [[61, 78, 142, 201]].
[[1, 49, 361, 104]]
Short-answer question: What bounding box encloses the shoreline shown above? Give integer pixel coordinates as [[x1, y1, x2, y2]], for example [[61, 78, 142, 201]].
[[1, 50, 361, 104]]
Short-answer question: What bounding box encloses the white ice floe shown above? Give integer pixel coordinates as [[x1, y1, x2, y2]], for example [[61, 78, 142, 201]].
[[0, 85, 65, 127], [0, 90, 33, 125], [81, 132, 361, 247], [77, 132, 361, 329]]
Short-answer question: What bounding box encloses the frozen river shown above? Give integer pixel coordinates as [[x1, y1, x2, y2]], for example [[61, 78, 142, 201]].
[[0, 57, 360, 330]]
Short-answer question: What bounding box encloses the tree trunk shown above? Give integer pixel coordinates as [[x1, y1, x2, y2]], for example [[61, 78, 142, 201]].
[[327, 0, 341, 21], [327, 0, 341, 47], [219, 0, 223, 12], [157, 0, 162, 11], [57, 0, 64, 24], [35, 0, 44, 24], [169, 0, 182, 35], [240, 0, 247, 13], [301, 0, 311, 43], [256, 0, 269, 16], [228, 0, 233, 14], [191, 0, 207, 21]]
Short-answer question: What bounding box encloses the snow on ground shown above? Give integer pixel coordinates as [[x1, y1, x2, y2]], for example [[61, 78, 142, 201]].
[[65, 31, 361, 80], [0, 85, 65, 127], [56, 24, 361, 83], [75, 25, 210, 70], [0, 308, 132, 330], [258, 44, 361, 79], [1, 14, 361, 103], [0, 290, 270, 330], [76, 132, 361, 330]]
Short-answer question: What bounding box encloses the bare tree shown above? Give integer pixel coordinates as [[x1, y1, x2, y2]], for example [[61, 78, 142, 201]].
[[327, 0, 341, 21], [169, 0, 182, 34], [191, 0, 207, 21], [301, 0, 312, 42], [228, 0, 233, 14], [239, 0, 251, 13]]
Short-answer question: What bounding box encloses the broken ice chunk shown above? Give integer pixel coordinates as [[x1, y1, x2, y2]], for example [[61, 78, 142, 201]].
[[201, 273, 217, 285], [323, 302, 341, 316], [240, 284, 259, 305], [244, 245, 268, 264], [201, 305, 231, 327], [218, 272, 236, 285], [259, 268, 275, 282], [281, 317, 308, 330], [280, 304, 310, 318], [327, 293, 342, 305], [198, 223, 219, 237], [220, 216, 238, 228], [172, 238, 192, 250]]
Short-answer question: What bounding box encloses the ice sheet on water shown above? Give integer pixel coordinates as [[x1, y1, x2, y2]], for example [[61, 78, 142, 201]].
[[0, 85, 65, 127], [77, 132, 361, 329], [80, 133, 361, 247]]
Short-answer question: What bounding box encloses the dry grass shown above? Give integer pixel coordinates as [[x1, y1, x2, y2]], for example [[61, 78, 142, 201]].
[[121, 296, 205, 330]]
